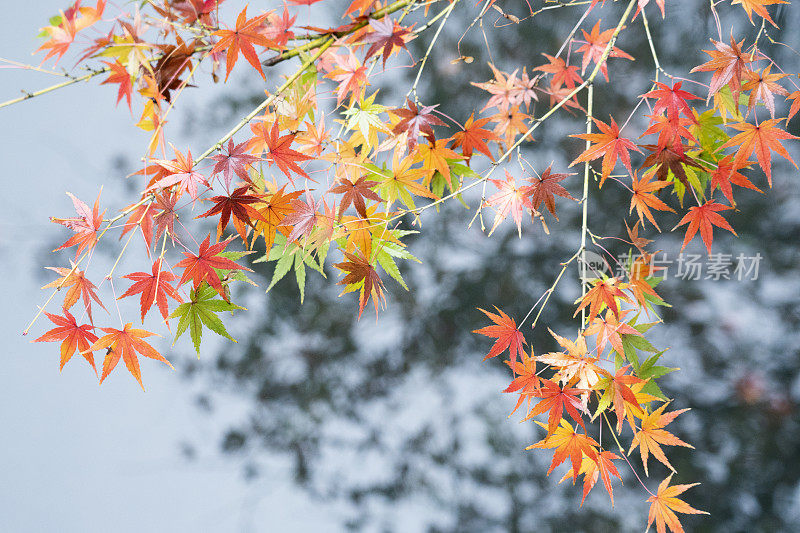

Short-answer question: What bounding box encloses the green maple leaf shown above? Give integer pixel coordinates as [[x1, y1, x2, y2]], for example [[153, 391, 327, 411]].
[[170, 283, 245, 355]]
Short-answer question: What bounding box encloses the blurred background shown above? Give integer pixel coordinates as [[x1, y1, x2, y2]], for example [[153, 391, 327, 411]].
[[2, 1, 799, 532]]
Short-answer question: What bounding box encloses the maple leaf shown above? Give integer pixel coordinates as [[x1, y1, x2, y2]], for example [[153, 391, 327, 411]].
[[362, 17, 412, 68], [324, 51, 369, 107], [534, 53, 583, 90], [471, 64, 528, 112], [584, 309, 642, 357], [119, 258, 184, 323], [503, 348, 541, 416], [100, 60, 133, 110], [575, 21, 634, 81], [741, 65, 788, 118], [391, 99, 446, 152], [731, 0, 787, 27], [452, 113, 500, 161], [151, 39, 196, 102], [251, 185, 303, 251], [720, 118, 798, 186], [370, 154, 437, 209], [525, 166, 577, 219], [630, 403, 693, 475], [489, 105, 530, 149], [673, 200, 737, 254], [639, 144, 705, 186], [641, 113, 696, 155], [119, 200, 155, 253], [36, 0, 105, 64], [211, 139, 261, 190], [523, 379, 588, 435], [334, 249, 386, 318], [573, 277, 630, 323], [627, 253, 666, 308], [570, 117, 641, 187], [486, 171, 534, 237], [416, 139, 463, 189], [170, 283, 245, 355], [626, 220, 654, 254], [691, 35, 754, 99], [527, 418, 598, 481], [629, 173, 675, 230], [211, 8, 276, 81], [152, 191, 180, 244], [592, 364, 645, 432], [247, 121, 312, 182], [559, 450, 623, 506], [85, 323, 172, 390], [787, 90, 800, 121], [43, 265, 106, 324], [280, 193, 319, 244], [175, 235, 252, 300], [709, 154, 762, 205], [647, 475, 708, 533], [330, 176, 383, 220], [147, 148, 210, 201], [51, 191, 104, 259], [473, 306, 526, 363], [197, 185, 268, 243], [642, 81, 701, 123], [34, 310, 98, 374]]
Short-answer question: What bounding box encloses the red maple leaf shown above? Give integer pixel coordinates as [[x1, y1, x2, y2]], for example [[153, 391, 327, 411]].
[[211, 139, 262, 190], [486, 171, 534, 236], [673, 200, 737, 254], [721, 118, 798, 187], [334, 249, 386, 318], [523, 379, 588, 435], [570, 117, 641, 187], [452, 113, 500, 161], [175, 235, 252, 299], [247, 121, 312, 182], [473, 307, 527, 364], [362, 17, 412, 68], [330, 176, 383, 220], [390, 99, 446, 152], [100, 60, 133, 110], [34, 309, 98, 374], [119, 258, 184, 323], [525, 166, 577, 219], [575, 21, 634, 81], [641, 81, 701, 123], [196, 185, 268, 242]]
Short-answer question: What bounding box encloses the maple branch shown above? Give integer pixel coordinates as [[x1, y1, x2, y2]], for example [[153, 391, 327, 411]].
[[640, 9, 674, 82], [519, 248, 582, 331], [579, 82, 593, 326], [0, 67, 108, 110], [261, 0, 417, 68]]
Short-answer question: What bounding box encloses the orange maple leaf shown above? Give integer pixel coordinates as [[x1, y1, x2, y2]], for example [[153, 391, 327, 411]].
[[574, 277, 630, 323], [34, 310, 98, 374], [646, 475, 708, 533], [473, 306, 527, 364], [85, 323, 173, 390], [211, 8, 276, 81], [527, 418, 598, 481], [630, 403, 693, 475], [629, 173, 675, 230]]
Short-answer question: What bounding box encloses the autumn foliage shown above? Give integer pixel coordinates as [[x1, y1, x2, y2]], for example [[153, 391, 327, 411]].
[[13, 0, 800, 529]]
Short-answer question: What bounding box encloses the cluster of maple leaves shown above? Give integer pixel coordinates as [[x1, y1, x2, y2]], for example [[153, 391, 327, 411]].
[[22, 0, 799, 531]]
